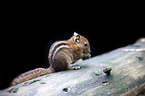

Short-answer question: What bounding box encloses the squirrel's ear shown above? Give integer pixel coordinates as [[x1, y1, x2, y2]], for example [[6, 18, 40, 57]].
[[74, 32, 80, 43], [74, 32, 78, 36]]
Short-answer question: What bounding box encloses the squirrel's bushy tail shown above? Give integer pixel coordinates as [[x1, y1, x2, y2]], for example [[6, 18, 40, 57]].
[[10, 67, 54, 86]]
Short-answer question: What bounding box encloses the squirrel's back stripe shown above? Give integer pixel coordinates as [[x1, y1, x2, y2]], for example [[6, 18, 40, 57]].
[[52, 45, 70, 62], [49, 41, 69, 63]]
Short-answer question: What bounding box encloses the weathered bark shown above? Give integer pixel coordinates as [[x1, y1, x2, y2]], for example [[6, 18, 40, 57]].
[[0, 38, 145, 96]]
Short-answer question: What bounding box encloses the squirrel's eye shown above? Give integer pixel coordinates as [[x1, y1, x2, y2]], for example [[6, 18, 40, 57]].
[[84, 42, 87, 46]]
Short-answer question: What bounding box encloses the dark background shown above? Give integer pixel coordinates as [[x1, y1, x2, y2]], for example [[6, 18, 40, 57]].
[[0, 3, 144, 89]]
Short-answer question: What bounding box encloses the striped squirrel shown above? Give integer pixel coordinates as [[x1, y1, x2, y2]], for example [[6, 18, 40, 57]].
[[10, 32, 91, 86]]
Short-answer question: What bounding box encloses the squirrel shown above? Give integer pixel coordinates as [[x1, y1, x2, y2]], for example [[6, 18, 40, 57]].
[[10, 32, 91, 86]]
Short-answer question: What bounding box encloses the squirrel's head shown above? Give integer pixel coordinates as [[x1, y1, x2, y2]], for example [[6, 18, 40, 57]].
[[70, 32, 91, 60]]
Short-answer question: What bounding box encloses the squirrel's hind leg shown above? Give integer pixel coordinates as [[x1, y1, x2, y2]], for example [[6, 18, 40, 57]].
[[68, 66, 81, 70]]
